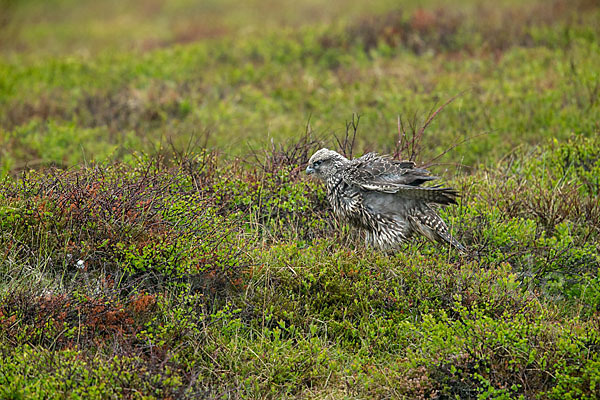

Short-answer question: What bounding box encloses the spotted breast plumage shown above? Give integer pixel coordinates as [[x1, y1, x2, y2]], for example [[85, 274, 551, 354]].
[[305, 148, 465, 252]]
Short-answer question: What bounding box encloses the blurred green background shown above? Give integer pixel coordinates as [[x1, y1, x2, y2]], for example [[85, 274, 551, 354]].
[[1, 0, 598, 173]]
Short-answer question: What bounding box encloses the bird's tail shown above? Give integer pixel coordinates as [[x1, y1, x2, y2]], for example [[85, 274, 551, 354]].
[[397, 185, 459, 205]]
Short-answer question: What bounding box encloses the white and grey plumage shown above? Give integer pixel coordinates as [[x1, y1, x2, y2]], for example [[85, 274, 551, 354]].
[[306, 148, 465, 252]]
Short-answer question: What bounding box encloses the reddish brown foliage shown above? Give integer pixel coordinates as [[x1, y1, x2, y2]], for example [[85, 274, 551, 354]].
[[0, 291, 142, 349], [334, 0, 596, 55], [130, 292, 157, 314]]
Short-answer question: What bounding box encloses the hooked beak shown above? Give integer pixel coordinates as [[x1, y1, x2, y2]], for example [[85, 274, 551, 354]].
[[305, 166, 315, 175]]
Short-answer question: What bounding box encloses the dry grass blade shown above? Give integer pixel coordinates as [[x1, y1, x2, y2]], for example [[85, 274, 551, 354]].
[[423, 132, 489, 169], [334, 113, 360, 159], [395, 93, 464, 164]]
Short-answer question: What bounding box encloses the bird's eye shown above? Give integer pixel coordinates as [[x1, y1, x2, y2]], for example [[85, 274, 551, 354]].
[[313, 160, 322, 167]]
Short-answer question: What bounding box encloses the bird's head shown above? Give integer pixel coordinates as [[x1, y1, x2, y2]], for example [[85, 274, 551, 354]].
[[306, 148, 347, 180]]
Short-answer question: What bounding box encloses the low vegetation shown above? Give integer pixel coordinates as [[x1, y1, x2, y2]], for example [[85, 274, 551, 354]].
[[1, 0, 599, 398]]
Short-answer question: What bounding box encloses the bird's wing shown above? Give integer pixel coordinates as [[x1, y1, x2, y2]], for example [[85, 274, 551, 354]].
[[344, 153, 458, 205], [370, 184, 459, 205], [349, 152, 436, 187]]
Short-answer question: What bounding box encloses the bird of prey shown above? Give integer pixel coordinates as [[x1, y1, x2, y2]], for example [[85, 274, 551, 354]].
[[306, 148, 465, 252]]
